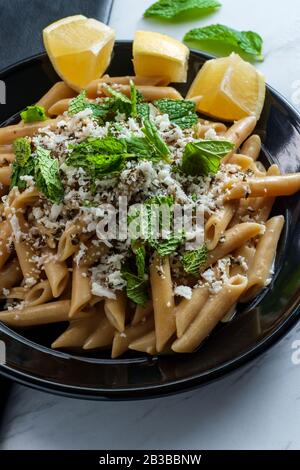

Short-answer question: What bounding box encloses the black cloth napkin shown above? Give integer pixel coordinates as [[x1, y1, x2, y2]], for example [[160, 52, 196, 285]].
[[0, 0, 114, 70]]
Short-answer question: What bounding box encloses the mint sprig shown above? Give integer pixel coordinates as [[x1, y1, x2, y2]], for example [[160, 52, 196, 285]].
[[184, 24, 264, 62], [181, 140, 234, 176], [154, 99, 198, 129], [20, 105, 47, 123], [181, 245, 208, 276], [144, 0, 221, 20]]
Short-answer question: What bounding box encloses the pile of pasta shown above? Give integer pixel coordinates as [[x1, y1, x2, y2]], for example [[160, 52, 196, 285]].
[[0, 75, 300, 358]]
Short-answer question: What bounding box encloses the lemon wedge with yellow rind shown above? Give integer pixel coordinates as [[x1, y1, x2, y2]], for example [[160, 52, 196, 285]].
[[133, 31, 189, 84], [43, 15, 115, 91], [186, 53, 266, 121]]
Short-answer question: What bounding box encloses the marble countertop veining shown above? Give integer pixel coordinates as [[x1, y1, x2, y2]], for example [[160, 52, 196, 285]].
[[1, 0, 300, 451]]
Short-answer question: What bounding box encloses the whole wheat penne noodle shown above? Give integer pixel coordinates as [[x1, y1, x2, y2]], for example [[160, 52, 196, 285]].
[[69, 264, 92, 318], [129, 330, 157, 355], [222, 116, 257, 163], [227, 154, 253, 170], [172, 275, 248, 353], [240, 134, 261, 161], [0, 119, 58, 145], [86, 76, 169, 97], [102, 84, 183, 101], [250, 165, 281, 223], [205, 201, 238, 250], [0, 258, 22, 291], [8, 213, 40, 283], [0, 300, 71, 327], [104, 291, 127, 332], [0, 166, 12, 186], [240, 216, 285, 302], [0, 154, 14, 166], [111, 316, 155, 358], [37, 81, 76, 112], [131, 299, 153, 326], [224, 116, 257, 148], [52, 313, 101, 349], [24, 280, 53, 306], [224, 174, 300, 200], [47, 98, 71, 116], [83, 308, 115, 350], [150, 254, 175, 352], [0, 144, 13, 154], [57, 220, 85, 261], [230, 244, 256, 276], [202, 222, 264, 271], [0, 286, 27, 300], [0, 221, 12, 269], [197, 122, 228, 138], [175, 285, 210, 338], [44, 250, 69, 298]]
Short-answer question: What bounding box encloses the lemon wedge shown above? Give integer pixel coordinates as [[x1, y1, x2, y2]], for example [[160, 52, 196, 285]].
[[133, 31, 189, 84], [43, 15, 115, 91], [186, 53, 266, 121]]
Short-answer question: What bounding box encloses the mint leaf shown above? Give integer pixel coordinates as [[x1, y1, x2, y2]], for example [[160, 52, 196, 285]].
[[184, 24, 264, 61], [34, 146, 64, 203], [137, 102, 150, 120], [125, 136, 155, 160], [20, 105, 47, 123], [68, 90, 88, 116], [181, 140, 234, 176], [150, 233, 185, 257], [181, 245, 208, 275], [103, 85, 132, 116], [86, 154, 125, 177], [121, 266, 149, 306], [154, 99, 198, 129], [135, 246, 146, 278], [68, 91, 115, 122], [144, 0, 221, 20], [142, 118, 171, 162], [130, 80, 138, 118], [13, 138, 31, 167], [10, 158, 35, 190]]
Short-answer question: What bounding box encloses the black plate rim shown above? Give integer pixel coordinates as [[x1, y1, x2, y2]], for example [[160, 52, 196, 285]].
[[0, 44, 300, 400]]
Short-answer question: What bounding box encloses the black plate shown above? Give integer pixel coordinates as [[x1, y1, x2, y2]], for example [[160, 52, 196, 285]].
[[0, 42, 300, 400]]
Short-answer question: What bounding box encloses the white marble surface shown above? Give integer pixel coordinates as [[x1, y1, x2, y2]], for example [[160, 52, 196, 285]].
[[1, 0, 300, 450]]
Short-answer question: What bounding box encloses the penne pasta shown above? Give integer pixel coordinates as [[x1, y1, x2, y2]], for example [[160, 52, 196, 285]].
[[0, 119, 58, 144], [0, 300, 71, 327], [129, 330, 157, 355], [37, 81, 76, 113], [44, 250, 69, 298], [205, 201, 238, 250], [222, 116, 257, 162], [83, 307, 116, 350], [224, 174, 300, 200], [111, 316, 154, 358], [24, 280, 53, 306], [104, 291, 127, 332], [0, 258, 22, 292], [0, 166, 12, 186], [150, 254, 175, 352], [202, 222, 264, 271], [69, 263, 92, 318], [240, 134, 261, 161], [52, 312, 101, 349], [131, 299, 153, 326], [101, 84, 183, 101], [175, 285, 210, 338], [172, 275, 248, 353], [240, 216, 285, 302]]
